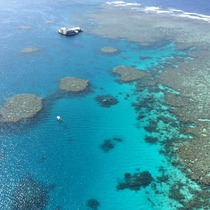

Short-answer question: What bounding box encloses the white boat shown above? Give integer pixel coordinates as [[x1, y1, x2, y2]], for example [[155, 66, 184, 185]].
[[56, 116, 62, 121], [58, 27, 83, 36]]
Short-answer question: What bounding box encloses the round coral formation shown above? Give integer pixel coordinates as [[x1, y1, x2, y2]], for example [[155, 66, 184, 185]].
[[95, 94, 119, 107], [0, 94, 42, 123], [113, 65, 147, 82], [101, 46, 118, 54], [59, 77, 88, 92]]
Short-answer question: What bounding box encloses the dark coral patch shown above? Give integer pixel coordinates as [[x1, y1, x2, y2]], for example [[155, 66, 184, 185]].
[[113, 136, 123, 142], [86, 198, 100, 209], [100, 140, 115, 152], [100, 136, 124, 153], [95, 94, 119, 107], [11, 174, 51, 210], [168, 182, 185, 202], [139, 56, 152, 60], [144, 124, 158, 133], [117, 171, 153, 191], [144, 135, 158, 144]]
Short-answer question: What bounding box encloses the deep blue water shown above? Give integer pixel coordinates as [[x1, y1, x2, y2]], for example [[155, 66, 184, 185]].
[[0, 0, 207, 209]]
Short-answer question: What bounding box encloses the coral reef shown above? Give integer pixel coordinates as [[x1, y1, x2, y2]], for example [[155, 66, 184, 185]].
[[100, 136, 123, 152], [0, 94, 42, 123], [11, 175, 50, 210], [175, 138, 210, 185], [144, 135, 158, 144], [95, 94, 118, 107], [159, 54, 210, 185], [100, 46, 118, 54], [139, 56, 152, 60], [87, 3, 210, 46], [86, 2, 210, 207], [59, 77, 88, 92], [144, 121, 158, 133], [86, 198, 100, 210], [117, 170, 153, 191], [168, 182, 185, 202], [180, 188, 210, 209], [100, 139, 115, 152], [113, 136, 123, 142], [113, 65, 147, 82]]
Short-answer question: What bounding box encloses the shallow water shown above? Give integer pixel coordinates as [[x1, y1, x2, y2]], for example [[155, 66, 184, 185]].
[[0, 1, 202, 209]]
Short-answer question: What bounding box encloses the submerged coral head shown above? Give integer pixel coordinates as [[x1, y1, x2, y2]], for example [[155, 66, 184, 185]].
[[86, 198, 100, 209], [95, 94, 119, 107], [11, 174, 50, 210], [117, 170, 153, 191]]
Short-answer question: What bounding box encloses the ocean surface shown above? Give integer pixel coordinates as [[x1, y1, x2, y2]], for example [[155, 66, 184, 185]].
[[0, 0, 209, 209]]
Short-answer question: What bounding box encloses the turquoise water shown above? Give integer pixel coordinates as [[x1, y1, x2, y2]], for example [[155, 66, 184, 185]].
[[0, 1, 191, 209]]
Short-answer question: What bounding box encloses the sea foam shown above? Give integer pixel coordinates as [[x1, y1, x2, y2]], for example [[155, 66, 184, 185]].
[[106, 1, 141, 7], [106, 1, 210, 23]]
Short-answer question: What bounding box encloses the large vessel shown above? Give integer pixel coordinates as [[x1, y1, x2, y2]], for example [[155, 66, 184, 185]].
[[58, 27, 83, 36]]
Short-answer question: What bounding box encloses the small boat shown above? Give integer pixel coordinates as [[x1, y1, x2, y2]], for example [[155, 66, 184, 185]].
[[58, 27, 83, 36], [56, 116, 62, 121]]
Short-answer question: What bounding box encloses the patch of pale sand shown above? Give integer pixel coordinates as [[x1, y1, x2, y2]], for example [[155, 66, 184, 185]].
[[18, 25, 32, 30], [21, 47, 41, 54]]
